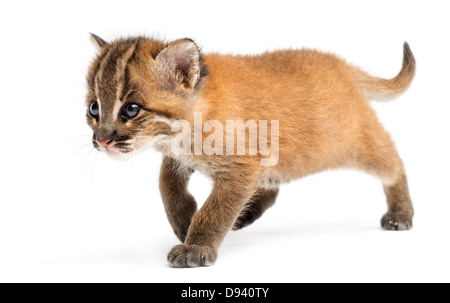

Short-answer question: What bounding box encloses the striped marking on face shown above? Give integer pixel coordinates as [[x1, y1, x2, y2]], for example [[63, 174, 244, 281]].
[[92, 41, 139, 123]]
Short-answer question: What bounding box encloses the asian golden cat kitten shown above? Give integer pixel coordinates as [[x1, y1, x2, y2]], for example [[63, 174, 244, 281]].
[[86, 34, 415, 268]]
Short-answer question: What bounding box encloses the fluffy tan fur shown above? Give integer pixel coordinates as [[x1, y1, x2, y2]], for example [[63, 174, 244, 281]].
[[86, 36, 415, 268]]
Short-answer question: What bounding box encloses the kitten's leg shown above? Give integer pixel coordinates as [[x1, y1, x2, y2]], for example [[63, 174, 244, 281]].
[[159, 156, 197, 243], [381, 172, 414, 230], [357, 129, 414, 231], [232, 187, 279, 231], [167, 172, 259, 268]]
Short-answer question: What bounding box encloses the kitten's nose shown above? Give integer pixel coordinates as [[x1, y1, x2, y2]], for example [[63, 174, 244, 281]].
[[97, 138, 113, 147]]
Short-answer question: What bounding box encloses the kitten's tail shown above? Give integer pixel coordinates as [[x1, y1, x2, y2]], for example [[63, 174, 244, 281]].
[[353, 42, 416, 102]]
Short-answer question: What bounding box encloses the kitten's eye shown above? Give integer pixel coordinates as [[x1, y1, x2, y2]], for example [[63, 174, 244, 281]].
[[122, 103, 141, 120], [89, 101, 99, 118]]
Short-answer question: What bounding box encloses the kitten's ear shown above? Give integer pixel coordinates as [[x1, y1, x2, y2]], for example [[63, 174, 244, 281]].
[[154, 39, 202, 91], [90, 33, 108, 51]]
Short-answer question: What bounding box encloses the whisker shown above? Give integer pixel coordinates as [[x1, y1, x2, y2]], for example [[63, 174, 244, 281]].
[[62, 134, 92, 146], [80, 142, 94, 149], [90, 149, 98, 189], [69, 141, 95, 160], [82, 147, 96, 175], [63, 134, 91, 146]]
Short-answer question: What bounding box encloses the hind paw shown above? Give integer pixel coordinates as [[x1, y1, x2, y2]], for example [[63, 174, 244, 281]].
[[381, 213, 413, 231]]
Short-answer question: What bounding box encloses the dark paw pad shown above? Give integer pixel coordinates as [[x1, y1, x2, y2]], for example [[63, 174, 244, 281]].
[[381, 213, 413, 231], [167, 244, 217, 268]]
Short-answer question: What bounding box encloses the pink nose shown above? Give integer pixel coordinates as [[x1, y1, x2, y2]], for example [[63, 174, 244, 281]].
[[97, 139, 112, 147]]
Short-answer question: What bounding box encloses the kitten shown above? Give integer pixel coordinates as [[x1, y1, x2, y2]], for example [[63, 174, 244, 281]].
[[86, 34, 415, 268]]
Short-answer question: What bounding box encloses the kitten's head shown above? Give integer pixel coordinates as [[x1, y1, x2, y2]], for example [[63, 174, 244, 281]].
[[86, 34, 208, 160]]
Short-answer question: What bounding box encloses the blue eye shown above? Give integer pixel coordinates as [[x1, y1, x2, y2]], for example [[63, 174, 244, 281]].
[[89, 101, 99, 117], [122, 103, 141, 119]]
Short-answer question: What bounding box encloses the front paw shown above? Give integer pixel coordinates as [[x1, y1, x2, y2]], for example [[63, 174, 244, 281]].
[[381, 213, 413, 231], [167, 244, 217, 268]]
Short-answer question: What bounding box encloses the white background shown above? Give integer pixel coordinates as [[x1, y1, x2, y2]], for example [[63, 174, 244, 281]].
[[0, 0, 449, 283]]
